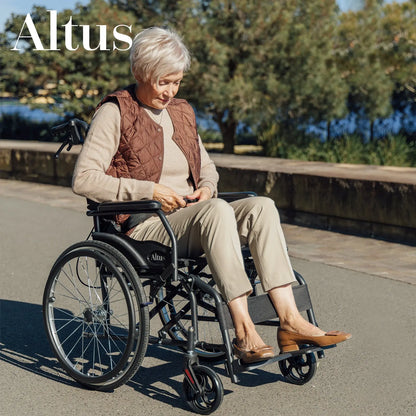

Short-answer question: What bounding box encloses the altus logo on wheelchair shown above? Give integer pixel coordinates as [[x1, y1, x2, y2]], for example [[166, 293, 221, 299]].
[[149, 251, 167, 263]]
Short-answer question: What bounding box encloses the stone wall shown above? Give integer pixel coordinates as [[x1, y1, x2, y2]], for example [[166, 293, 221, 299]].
[[1, 141, 415, 244]]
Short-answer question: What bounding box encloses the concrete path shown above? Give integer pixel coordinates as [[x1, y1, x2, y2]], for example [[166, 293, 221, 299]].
[[0, 179, 415, 416]]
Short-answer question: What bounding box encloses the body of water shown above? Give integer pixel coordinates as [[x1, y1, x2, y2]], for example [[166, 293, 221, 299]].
[[308, 106, 416, 141], [1, 99, 415, 142], [0, 99, 63, 122]]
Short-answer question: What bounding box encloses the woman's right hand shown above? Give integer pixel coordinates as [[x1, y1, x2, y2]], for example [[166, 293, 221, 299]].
[[153, 183, 186, 212]]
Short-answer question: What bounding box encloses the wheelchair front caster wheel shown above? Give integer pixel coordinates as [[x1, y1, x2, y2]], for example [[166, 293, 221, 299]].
[[279, 352, 317, 385], [182, 365, 224, 414]]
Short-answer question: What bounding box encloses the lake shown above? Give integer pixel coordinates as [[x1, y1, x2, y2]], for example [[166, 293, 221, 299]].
[[1, 98, 415, 141], [0, 99, 63, 123]]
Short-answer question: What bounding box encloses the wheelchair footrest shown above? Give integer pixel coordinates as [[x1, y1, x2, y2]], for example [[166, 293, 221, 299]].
[[232, 345, 332, 374], [220, 285, 313, 330]]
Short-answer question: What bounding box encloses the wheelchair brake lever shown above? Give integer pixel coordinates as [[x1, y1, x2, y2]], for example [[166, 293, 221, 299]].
[[54, 140, 69, 159]]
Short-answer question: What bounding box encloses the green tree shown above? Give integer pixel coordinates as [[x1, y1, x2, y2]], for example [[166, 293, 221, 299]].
[[337, 0, 394, 141], [2, 0, 413, 155], [1, 0, 138, 120], [176, 0, 348, 153], [262, 0, 349, 147], [379, 1, 416, 118]]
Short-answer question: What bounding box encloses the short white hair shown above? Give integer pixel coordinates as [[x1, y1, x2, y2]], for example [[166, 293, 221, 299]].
[[130, 27, 191, 83]]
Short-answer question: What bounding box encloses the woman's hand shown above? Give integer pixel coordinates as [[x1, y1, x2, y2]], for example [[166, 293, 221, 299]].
[[185, 186, 212, 206], [153, 183, 186, 212]]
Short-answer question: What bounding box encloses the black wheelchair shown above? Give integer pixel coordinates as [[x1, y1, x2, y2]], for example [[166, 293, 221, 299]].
[[43, 119, 330, 414]]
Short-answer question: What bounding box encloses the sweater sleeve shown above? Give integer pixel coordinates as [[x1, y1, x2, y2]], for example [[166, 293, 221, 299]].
[[197, 135, 219, 197], [72, 102, 155, 202]]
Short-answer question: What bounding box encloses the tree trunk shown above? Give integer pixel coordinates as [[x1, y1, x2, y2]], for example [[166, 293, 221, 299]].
[[370, 120, 374, 142], [222, 122, 237, 154], [215, 111, 237, 154], [327, 121, 331, 141]]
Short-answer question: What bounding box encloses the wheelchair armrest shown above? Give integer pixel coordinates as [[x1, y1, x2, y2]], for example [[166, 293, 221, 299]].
[[218, 192, 257, 202], [87, 199, 179, 282], [88, 193, 256, 214], [87, 200, 162, 216]]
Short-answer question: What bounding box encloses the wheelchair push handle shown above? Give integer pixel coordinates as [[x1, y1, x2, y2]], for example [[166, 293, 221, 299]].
[[52, 118, 89, 159]]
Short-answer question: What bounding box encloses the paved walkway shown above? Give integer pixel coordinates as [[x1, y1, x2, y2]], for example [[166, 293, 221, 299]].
[[0, 178, 415, 285]]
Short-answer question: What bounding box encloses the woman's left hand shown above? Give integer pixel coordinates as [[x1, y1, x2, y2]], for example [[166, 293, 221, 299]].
[[185, 187, 211, 206]]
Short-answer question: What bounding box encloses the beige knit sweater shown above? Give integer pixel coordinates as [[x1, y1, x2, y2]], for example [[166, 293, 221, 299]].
[[72, 102, 219, 203]]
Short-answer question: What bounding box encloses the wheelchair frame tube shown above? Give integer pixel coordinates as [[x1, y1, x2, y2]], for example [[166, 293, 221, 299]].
[[293, 270, 318, 326], [156, 211, 178, 282], [191, 276, 239, 383], [294, 269, 325, 359]]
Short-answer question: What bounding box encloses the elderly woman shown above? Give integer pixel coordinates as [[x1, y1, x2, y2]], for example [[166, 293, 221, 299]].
[[73, 27, 350, 363]]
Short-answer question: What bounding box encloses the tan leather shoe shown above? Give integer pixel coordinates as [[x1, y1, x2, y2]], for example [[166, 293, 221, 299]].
[[277, 329, 352, 353], [233, 342, 274, 364]]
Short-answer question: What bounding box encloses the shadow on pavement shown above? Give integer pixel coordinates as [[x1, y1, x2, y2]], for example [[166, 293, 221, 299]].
[[127, 343, 285, 411], [0, 299, 77, 387], [0, 298, 287, 412], [128, 344, 195, 411], [0, 299, 191, 410]]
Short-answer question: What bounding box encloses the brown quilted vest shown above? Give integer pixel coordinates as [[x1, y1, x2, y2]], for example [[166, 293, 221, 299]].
[[98, 84, 201, 229]]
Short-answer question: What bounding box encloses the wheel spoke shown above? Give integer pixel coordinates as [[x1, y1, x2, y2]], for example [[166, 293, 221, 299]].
[[279, 353, 317, 385], [183, 365, 223, 413]]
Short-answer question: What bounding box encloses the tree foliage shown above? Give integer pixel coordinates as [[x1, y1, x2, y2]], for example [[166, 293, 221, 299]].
[[337, 1, 393, 141], [0, 0, 415, 154], [379, 1, 416, 116], [173, 0, 349, 153], [1, 0, 138, 119]]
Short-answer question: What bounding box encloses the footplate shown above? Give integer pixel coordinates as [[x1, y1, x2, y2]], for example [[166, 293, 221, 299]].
[[232, 344, 335, 374]]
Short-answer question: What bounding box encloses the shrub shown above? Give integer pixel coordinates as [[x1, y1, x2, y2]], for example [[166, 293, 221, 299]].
[[260, 124, 416, 167]]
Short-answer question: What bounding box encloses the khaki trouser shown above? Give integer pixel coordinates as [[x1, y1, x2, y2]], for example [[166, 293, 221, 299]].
[[130, 196, 295, 303]]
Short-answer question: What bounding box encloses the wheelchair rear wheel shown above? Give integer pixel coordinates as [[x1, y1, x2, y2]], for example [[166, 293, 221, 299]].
[[43, 240, 149, 390]]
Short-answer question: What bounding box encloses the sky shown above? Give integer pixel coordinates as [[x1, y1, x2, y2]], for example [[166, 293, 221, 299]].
[[0, 0, 88, 32], [0, 0, 408, 33]]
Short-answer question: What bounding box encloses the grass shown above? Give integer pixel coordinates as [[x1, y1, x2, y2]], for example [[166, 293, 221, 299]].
[[203, 142, 263, 155], [257, 133, 416, 167]]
